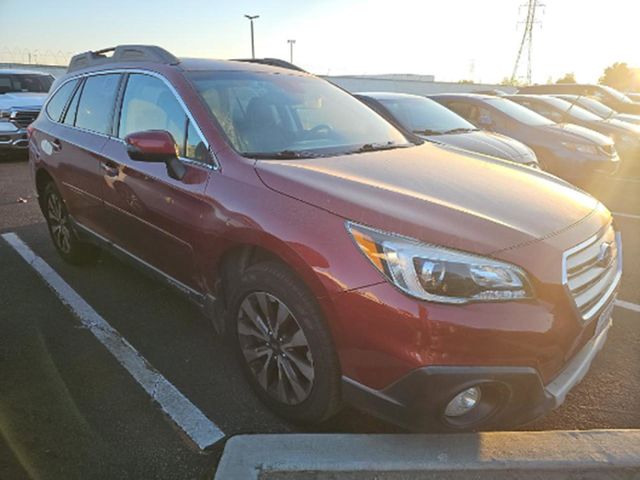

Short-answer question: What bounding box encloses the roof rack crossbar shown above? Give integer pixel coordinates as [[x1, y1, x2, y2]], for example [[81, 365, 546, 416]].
[[67, 45, 180, 73]]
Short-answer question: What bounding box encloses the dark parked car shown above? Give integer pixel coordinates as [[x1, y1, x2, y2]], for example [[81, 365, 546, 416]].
[[355, 92, 539, 168], [431, 94, 619, 184], [30, 45, 621, 432], [0, 69, 54, 156], [518, 84, 640, 115], [553, 94, 640, 127], [507, 94, 640, 173]]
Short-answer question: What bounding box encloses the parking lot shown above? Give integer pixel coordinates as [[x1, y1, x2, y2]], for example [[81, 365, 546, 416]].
[[1, 154, 639, 479]]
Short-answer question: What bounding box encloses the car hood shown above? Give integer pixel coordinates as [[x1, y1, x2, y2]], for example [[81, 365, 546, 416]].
[[540, 123, 613, 145], [426, 131, 535, 164], [618, 102, 640, 114], [255, 143, 600, 255], [0, 92, 46, 110], [614, 113, 640, 125]]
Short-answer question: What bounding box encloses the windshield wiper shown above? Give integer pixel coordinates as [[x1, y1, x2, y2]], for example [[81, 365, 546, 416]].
[[348, 142, 408, 154], [246, 150, 320, 159], [442, 127, 478, 134], [412, 129, 443, 136]]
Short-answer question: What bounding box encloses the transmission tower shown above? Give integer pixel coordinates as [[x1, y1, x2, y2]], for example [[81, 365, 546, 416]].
[[511, 0, 544, 84]]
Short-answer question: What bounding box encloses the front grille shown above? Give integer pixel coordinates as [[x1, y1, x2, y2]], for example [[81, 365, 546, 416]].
[[599, 144, 617, 157], [563, 225, 620, 322], [10, 110, 40, 128]]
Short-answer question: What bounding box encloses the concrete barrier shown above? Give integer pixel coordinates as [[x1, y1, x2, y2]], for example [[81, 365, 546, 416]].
[[214, 430, 640, 479]]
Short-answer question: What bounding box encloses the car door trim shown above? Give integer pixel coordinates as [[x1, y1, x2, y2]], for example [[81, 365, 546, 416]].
[[72, 217, 204, 302], [101, 198, 193, 250]]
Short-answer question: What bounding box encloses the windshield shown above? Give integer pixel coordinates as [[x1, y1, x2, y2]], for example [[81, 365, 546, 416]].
[[600, 85, 633, 104], [187, 71, 409, 158], [486, 97, 554, 126], [0, 73, 53, 94], [540, 97, 603, 122], [567, 96, 615, 119], [376, 96, 476, 134]]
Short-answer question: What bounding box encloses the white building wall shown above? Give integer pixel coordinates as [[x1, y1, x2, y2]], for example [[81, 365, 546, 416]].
[[322, 75, 517, 95]]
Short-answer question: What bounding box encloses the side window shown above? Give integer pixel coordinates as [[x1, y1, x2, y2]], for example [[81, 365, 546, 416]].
[[118, 74, 186, 156], [62, 81, 82, 126], [185, 121, 208, 162], [45, 80, 78, 122], [447, 102, 477, 123], [75, 74, 121, 134]]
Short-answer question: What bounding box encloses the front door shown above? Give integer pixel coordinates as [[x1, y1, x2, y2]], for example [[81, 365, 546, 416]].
[[98, 73, 213, 290]]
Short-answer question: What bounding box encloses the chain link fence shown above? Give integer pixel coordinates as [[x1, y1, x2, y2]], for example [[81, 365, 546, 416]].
[[0, 48, 72, 66]]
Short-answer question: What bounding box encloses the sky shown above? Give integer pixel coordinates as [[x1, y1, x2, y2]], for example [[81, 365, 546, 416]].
[[1, 0, 639, 84]]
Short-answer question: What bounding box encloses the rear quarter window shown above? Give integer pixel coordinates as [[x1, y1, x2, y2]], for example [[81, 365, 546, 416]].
[[45, 80, 79, 122]]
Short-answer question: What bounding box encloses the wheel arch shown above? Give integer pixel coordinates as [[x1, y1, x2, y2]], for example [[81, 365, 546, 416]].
[[205, 235, 340, 338], [35, 167, 56, 211]]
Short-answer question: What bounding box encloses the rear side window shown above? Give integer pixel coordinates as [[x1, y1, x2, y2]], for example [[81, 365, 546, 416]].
[[118, 74, 187, 156], [75, 74, 121, 134], [45, 80, 78, 122]]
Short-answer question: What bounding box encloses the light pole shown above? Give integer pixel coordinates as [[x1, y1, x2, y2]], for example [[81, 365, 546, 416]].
[[287, 39, 296, 64], [244, 14, 260, 59]]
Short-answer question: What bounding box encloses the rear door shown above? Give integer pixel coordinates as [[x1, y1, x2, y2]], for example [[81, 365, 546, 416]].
[[49, 73, 122, 237], [99, 72, 213, 290]]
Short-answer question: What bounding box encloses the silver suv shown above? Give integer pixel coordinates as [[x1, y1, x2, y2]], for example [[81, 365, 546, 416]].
[[0, 69, 53, 155]]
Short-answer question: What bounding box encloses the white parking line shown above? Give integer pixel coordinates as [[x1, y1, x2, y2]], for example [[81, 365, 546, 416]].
[[1, 232, 224, 450], [612, 211, 640, 221], [615, 300, 640, 314]]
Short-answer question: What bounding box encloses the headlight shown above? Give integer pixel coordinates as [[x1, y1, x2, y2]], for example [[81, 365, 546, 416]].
[[561, 142, 598, 155], [0, 109, 10, 122], [347, 222, 533, 304]]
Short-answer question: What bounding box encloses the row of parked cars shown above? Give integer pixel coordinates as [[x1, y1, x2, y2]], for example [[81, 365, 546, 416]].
[[3, 65, 639, 184], [357, 87, 640, 185], [20, 46, 625, 432]]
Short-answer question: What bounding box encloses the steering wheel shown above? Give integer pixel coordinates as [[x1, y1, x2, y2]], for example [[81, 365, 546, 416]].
[[308, 124, 333, 136]]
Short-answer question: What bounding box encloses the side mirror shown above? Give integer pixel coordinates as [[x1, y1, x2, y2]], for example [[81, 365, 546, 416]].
[[125, 130, 186, 180]]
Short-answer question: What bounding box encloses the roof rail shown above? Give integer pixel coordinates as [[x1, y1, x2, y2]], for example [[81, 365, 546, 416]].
[[231, 58, 306, 72], [67, 45, 180, 73]]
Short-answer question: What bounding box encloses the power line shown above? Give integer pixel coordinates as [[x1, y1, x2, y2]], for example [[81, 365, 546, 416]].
[[511, 0, 544, 84]]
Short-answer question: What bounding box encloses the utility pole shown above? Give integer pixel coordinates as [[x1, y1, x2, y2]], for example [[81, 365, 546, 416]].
[[287, 39, 296, 64], [244, 14, 260, 59], [511, 0, 544, 84]]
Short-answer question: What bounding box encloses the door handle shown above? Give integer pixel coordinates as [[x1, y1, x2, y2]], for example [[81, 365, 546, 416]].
[[101, 160, 120, 177], [51, 138, 62, 152]]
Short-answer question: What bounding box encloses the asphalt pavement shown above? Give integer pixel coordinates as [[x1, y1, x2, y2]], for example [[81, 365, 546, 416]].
[[1, 154, 638, 479]]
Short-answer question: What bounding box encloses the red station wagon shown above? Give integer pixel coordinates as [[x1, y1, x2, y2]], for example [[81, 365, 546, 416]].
[[29, 45, 622, 431]]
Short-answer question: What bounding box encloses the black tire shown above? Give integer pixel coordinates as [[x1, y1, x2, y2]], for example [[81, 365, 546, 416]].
[[42, 182, 100, 265], [228, 261, 342, 424]]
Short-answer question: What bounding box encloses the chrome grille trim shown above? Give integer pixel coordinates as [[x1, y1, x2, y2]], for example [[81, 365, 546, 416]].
[[10, 109, 40, 128], [562, 226, 622, 323]]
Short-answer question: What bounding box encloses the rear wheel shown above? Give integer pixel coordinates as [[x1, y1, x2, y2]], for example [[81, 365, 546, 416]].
[[43, 182, 100, 265], [228, 261, 342, 423]]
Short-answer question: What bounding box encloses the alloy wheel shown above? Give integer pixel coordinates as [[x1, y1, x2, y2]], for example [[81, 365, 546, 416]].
[[47, 192, 72, 254], [237, 291, 315, 405]]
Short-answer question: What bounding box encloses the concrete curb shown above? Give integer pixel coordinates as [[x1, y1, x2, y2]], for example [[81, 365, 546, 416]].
[[214, 430, 640, 479]]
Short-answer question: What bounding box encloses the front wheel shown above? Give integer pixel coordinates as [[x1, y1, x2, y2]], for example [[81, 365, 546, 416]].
[[228, 261, 342, 424], [43, 182, 100, 265]]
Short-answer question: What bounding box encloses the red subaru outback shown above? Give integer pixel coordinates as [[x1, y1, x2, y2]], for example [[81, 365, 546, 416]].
[[29, 45, 622, 431]]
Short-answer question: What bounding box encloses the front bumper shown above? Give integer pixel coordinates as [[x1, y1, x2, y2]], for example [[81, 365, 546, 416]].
[[342, 312, 613, 432], [0, 122, 29, 150]]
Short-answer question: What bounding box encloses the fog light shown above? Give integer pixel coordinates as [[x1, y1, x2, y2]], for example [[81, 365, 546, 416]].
[[444, 387, 481, 417]]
